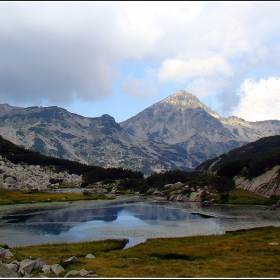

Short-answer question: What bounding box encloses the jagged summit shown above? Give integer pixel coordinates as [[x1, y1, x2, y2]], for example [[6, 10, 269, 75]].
[[158, 90, 220, 119], [160, 90, 202, 108]]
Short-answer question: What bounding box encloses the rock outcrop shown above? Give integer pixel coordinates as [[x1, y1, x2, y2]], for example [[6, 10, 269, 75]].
[[234, 165, 280, 198], [0, 155, 83, 191]]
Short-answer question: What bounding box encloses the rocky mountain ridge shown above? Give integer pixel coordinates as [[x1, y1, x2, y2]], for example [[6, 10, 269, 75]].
[[0, 90, 280, 175]]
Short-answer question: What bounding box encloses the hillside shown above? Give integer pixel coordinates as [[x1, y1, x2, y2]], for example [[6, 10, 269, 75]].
[[195, 135, 280, 173]]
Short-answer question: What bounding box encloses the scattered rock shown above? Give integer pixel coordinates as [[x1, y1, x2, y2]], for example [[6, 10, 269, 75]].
[[41, 264, 51, 274], [0, 248, 7, 258], [5, 263, 18, 272], [18, 259, 36, 275], [63, 256, 79, 264], [34, 257, 47, 269], [79, 268, 94, 277], [64, 269, 96, 278], [50, 264, 65, 276], [64, 270, 80, 277], [0, 262, 19, 278], [0, 156, 83, 192], [85, 254, 96, 259]]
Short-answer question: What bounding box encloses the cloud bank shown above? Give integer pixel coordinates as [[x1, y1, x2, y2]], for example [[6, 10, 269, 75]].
[[232, 77, 280, 122], [0, 2, 280, 121]]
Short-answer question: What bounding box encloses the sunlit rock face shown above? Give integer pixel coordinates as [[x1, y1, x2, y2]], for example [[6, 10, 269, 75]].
[[235, 165, 280, 198], [1, 90, 280, 175]]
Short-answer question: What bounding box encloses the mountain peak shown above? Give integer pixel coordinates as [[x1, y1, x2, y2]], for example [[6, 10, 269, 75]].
[[159, 90, 220, 119], [160, 90, 201, 108]]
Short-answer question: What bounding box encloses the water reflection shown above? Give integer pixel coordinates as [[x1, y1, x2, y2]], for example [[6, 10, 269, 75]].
[[0, 200, 279, 249]]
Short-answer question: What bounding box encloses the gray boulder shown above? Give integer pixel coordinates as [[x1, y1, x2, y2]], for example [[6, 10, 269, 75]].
[[64, 269, 96, 278], [64, 270, 80, 277], [5, 263, 18, 272], [50, 264, 65, 276], [33, 257, 47, 269], [85, 254, 96, 259], [0, 247, 7, 258], [0, 262, 19, 278], [63, 256, 79, 264], [41, 264, 51, 274], [18, 259, 36, 275], [4, 249, 14, 259], [79, 269, 94, 277]]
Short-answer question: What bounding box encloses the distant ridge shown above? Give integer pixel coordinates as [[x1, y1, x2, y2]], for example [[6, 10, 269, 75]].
[[0, 90, 280, 174]]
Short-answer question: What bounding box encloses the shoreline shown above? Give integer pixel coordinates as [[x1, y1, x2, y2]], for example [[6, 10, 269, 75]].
[[0, 194, 279, 250], [0, 194, 147, 217]]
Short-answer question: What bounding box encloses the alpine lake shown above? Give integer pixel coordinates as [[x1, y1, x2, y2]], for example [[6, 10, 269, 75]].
[[0, 189, 280, 249]]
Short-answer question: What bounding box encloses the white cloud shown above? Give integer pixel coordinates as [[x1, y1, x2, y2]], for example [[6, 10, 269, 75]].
[[1, 1, 280, 117], [158, 55, 231, 81], [232, 77, 280, 121]]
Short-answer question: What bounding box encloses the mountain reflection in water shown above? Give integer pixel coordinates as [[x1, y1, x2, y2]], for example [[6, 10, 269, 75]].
[[0, 200, 279, 249]]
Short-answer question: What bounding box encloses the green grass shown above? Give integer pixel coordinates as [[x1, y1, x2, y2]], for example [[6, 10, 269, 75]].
[[227, 188, 274, 205], [3, 226, 280, 278], [0, 187, 114, 205], [204, 188, 275, 205]]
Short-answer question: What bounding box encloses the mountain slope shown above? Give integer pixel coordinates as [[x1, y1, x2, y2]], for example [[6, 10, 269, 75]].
[[0, 90, 280, 175], [0, 105, 193, 174], [120, 90, 280, 168]]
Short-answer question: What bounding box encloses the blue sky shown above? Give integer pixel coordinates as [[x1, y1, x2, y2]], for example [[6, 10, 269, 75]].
[[1, 1, 280, 123]]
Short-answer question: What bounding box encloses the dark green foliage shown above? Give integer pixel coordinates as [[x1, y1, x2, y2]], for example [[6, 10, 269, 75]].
[[150, 253, 194, 260], [217, 158, 251, 178], [218, 152, 280, 179], [196, 135, 280, 173], [220, 192, 229, 203], [118, 178, 149, 193], [49, 178, 63, 185], [146, 169, 197, 187], [247, 152, 280, 178], [145, 169, 234, 193], [82, 190, 92, 196], [102, 179, 116, 185]]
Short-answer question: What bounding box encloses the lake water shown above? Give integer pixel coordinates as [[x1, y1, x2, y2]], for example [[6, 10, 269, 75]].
[[0, 196, 280, 249]]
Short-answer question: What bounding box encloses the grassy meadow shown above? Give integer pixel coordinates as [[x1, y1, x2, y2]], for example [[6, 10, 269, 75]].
[[1, 226, 280, 278], [0, 187, 114, 205]]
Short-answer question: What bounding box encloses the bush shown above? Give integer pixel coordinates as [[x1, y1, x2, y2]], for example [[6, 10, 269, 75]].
[[83, 190, 91, 196]]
